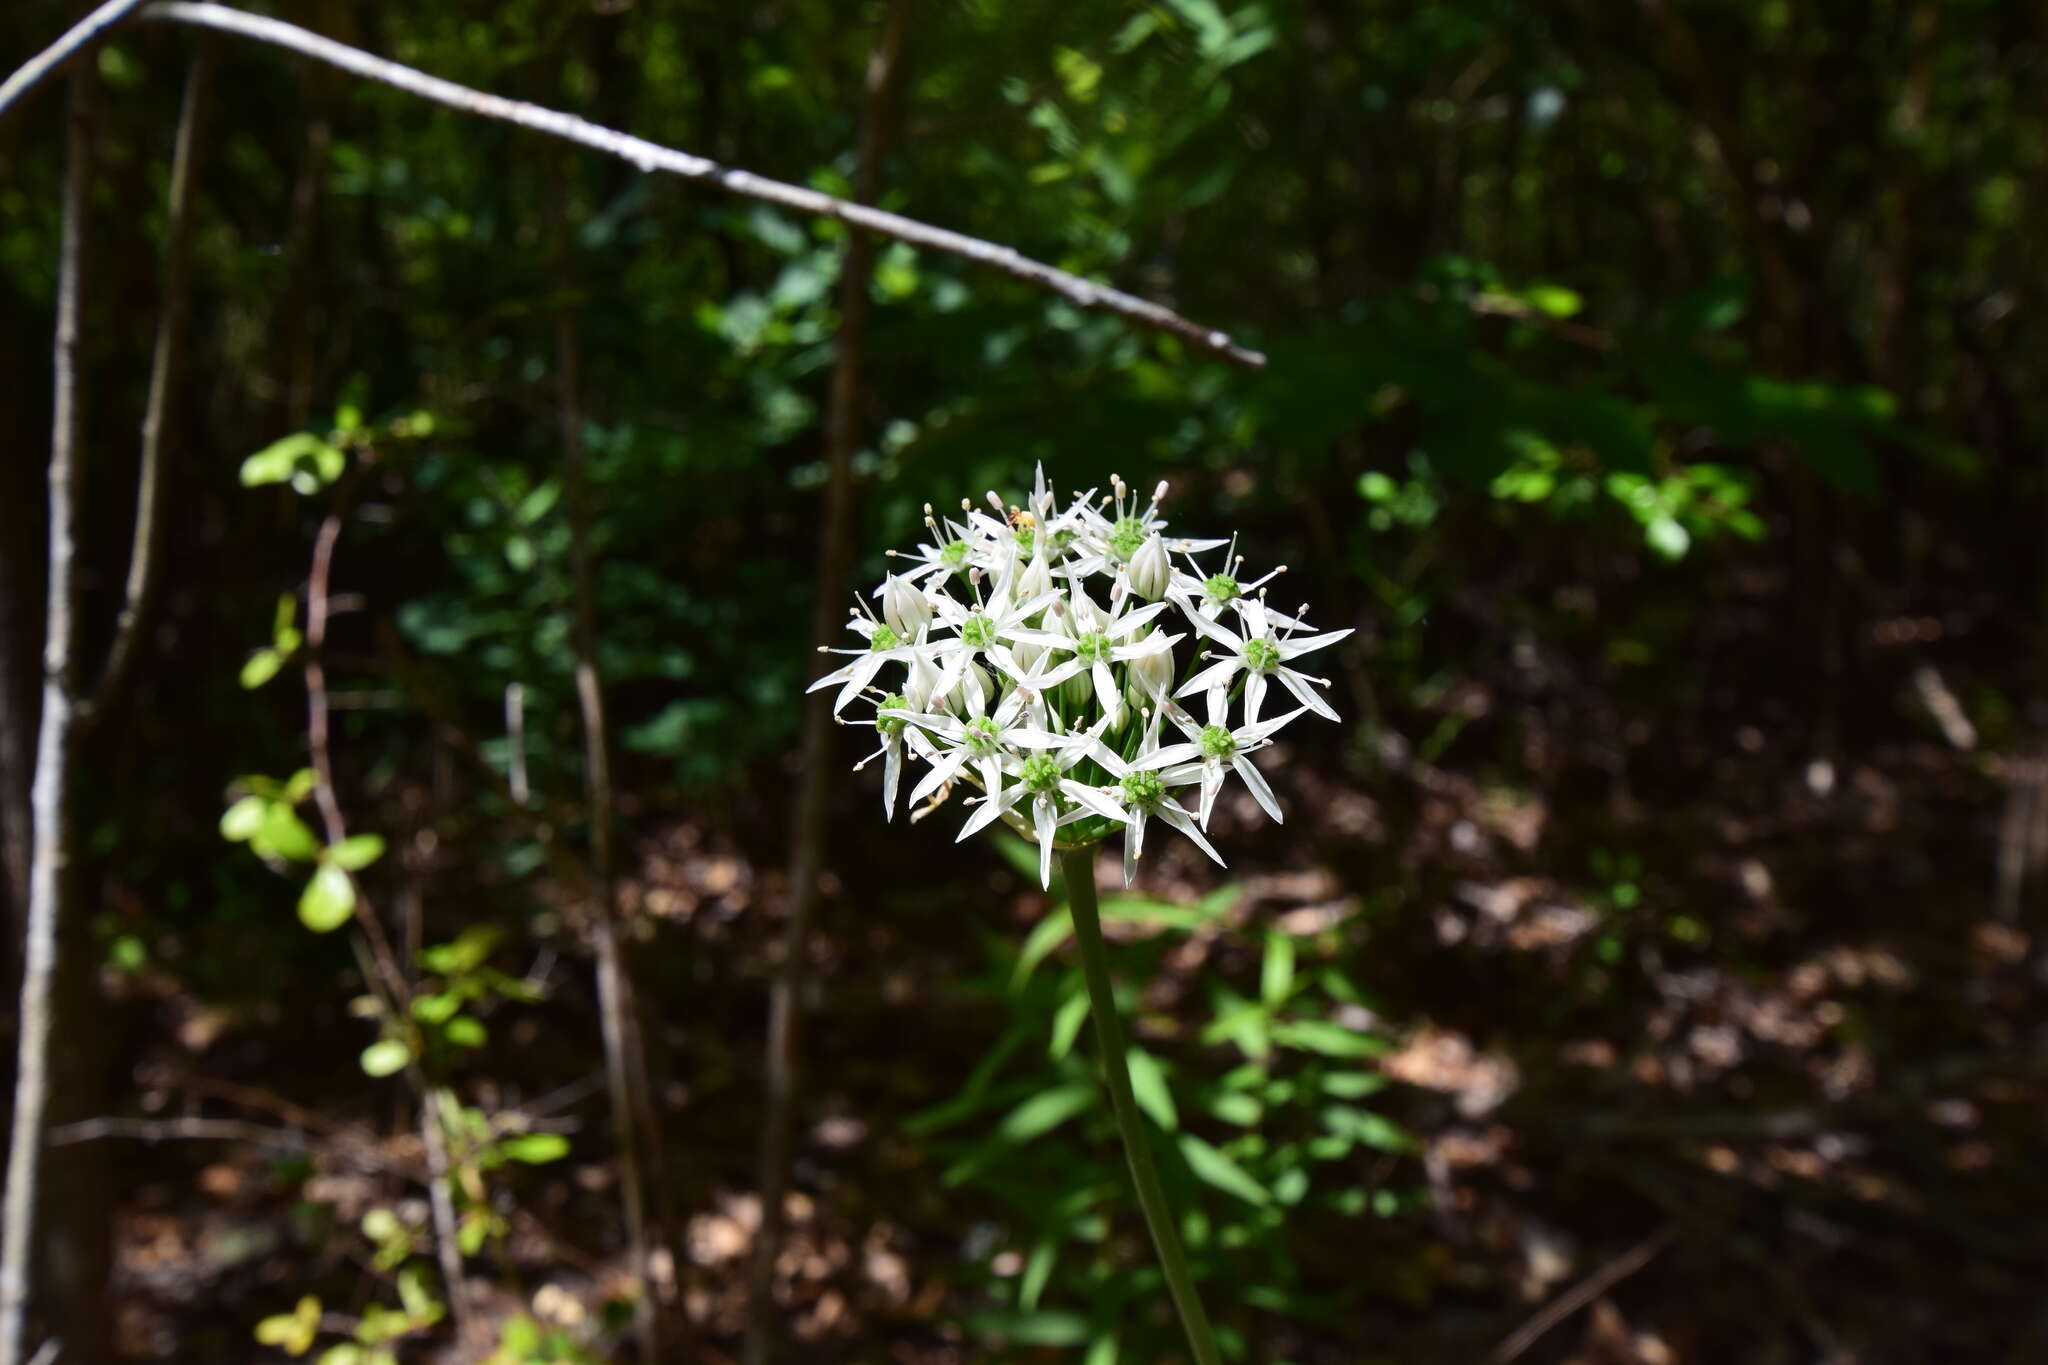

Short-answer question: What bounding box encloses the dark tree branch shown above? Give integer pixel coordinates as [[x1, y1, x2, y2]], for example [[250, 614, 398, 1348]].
[[748, 4, 914, 1361], [0, 0, 151, 121], [131, 2, 1265, 369], [0, 68, 97, 1365], [80, 48, 210, 734]]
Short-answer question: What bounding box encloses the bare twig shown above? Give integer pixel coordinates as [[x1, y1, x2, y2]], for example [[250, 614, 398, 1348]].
[[304, 510, 408, 1008], [133, 1, 1265, 369], [748, 5, 914, 1361], [47, 1117, 311, 1150], [1488, 1225, 1677, 1364], [0, 0, 152, 121], [552, 188, 666, 1360], [0, 69, 96, 1365], [79, 50, 209, 732], [304, 514, 476, 1341], [417, 1092, 475, 1344]]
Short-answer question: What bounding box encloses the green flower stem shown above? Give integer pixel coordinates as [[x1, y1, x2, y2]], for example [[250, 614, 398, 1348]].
[[1060, 847, 1224, 1365]]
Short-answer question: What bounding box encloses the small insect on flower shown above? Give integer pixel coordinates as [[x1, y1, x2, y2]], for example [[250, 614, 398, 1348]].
[[814, 464, 1352, 886]]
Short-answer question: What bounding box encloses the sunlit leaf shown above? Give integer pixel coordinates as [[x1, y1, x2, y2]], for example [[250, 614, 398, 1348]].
[[299, 862, 356, 932], [1177, 1133, 1270, 1204], [359, 1039, 410, 1077]]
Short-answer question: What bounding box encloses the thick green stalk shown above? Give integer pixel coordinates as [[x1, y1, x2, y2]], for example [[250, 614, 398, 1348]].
[[1060, 847, 1224, 1365]]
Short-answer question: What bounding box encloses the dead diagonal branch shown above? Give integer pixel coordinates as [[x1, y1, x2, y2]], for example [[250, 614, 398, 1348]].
[[0, 0, 152, 121], [130, 1, 1263, 368]]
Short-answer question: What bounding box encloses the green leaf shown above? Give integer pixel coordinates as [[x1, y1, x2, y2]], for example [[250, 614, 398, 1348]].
[[411, 992, 461, 1025], [1019, 1238, 1056, 1312], [1321, 1105, 1416, 1152], [253, 1295, 320, 1355], [329, 834, 387, 871], [1047, 989, 1091, 1061], [498, 1132, 571, 1164], [963, 1309, 1091, 1348], [442, 1015, 486, 1048], [255, 806, 320, 863], [1321, 1071, 1389, 1100], [359, 1039, 410, 1077], [1271, 1020, 1388, 1058], [419, 925, 501, 976], [1011, 907, 1074, 989], [1261, 932, 1295, 1006], [1125, 1046, 1178, 1131], [241, 432, 329, 487], [220, 795, 268, 842], [1205, 1091, 1262, 1126], [282, 768, 318, 803], [240, 648, 286, 690], [299, 863, 356, 932], [1177, 1133, 1270, 1205], [315, 1347, 364, 1365], [994, 1083, 1096, 1144], [1644, 514, 1690, 561]]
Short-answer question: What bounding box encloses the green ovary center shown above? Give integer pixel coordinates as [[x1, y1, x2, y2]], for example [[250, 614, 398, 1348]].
[[961, 615, 996, 649], [965, 716, 1000, 753], [1198, 724, 1236, 759], [1243, 637, 1282, 671], [1020, 754, 1062, 792], [877, 693, 908, 738], [1075, 632, 1113, 663], [1120, 769, 1164, 807], [1204, 574, 1240, 603], [1014, 528, 1035, 557], [1108, 517, 1146, 561], [941, 540, 970, 568], [869, 625, 902, 653]]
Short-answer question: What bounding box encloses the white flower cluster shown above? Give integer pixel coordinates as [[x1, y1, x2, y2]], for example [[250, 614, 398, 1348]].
[[809, 467, 1351, 889]]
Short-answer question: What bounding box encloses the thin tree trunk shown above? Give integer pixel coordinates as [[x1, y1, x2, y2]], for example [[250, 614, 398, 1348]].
[[746, 6, 914, 1361], [81, 48, 209, 732], [0, 67, 95, 1365], [554, 252, 667, 1361]]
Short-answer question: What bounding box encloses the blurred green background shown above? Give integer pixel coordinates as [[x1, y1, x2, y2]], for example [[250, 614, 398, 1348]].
[[1, 1, 2044, 1361]]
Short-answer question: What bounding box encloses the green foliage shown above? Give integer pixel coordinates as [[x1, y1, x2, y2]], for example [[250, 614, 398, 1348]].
[[917, 875, 1412, 1357]]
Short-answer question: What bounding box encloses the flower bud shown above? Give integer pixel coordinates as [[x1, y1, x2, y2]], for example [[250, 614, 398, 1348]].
[[1017, 553, 1052, 602], [1128, 533, 1170, 602], [1127, 645, 1174, 700], [947, 661, 994, 716], [904, 651, 941, 710], [882, 575, 931, 637]]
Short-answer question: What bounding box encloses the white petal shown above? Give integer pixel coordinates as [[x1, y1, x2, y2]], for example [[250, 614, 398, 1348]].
[[1278, 628, 1354, 659], [805, 662, 856, 694], [1156, 800, 1227, 867], [1239, 704, 1311, 744], [1198, 765, 1223, 828], [1172, 658, 1239, 699], [1244, 671, 1268, 726], [908, 749, 968, 808], [1130, 742, 1202, 771], [957, 786, 1020, 840], [1186, 611, 1245, 651], [1106, 601, 1170, 639], [1092, 661, 1120, 722], [834, 655, 884, 714], [1232, 754, 1284, 823], [1276, 668, 1341, 722], [1061, 781, 1128, 824], [1034, 797, 1058, 889], [882, 742, 902, 821]]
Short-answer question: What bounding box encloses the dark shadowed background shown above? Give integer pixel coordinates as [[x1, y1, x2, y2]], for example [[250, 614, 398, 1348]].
[[1, 1, 2044, 1362]]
